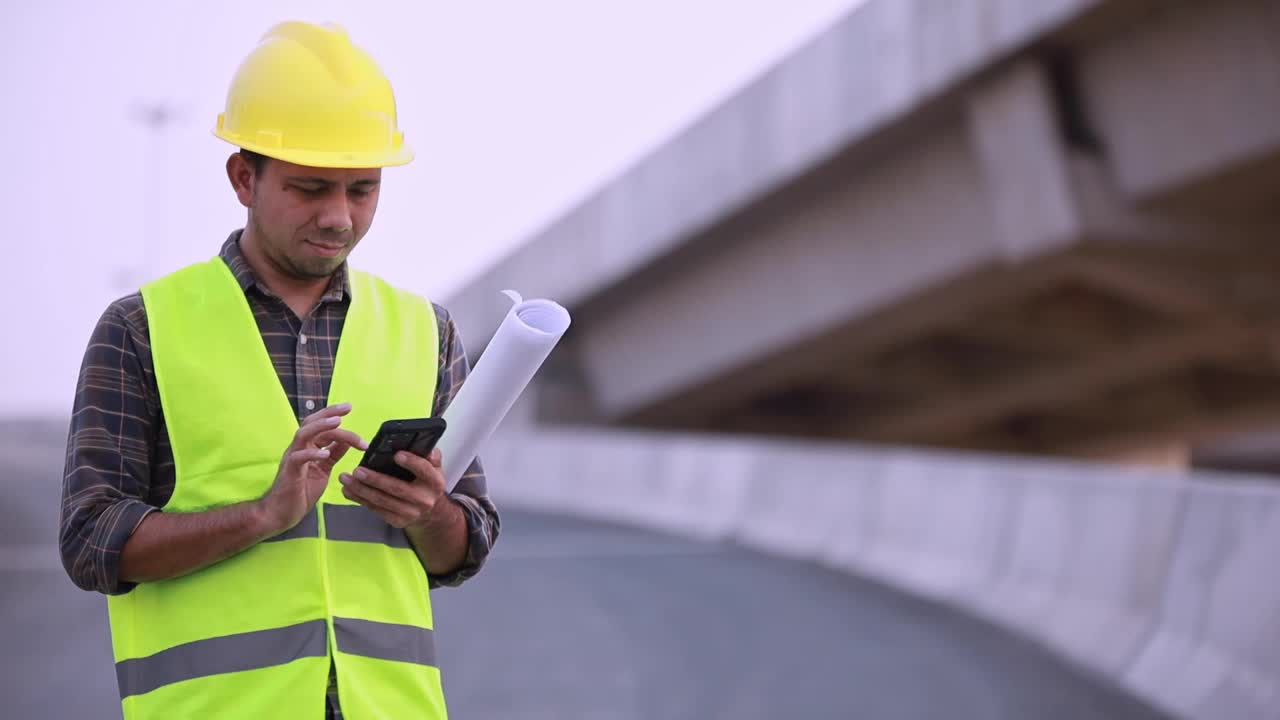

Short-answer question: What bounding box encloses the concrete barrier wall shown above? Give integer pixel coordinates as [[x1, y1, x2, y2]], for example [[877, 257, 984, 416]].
[[854, 458, 1015, 604], [1126, 481, 1280, 719], [482, 416, 1280, 720], [489, 428, 756, 542], [731, 443, 879, 560], [976, 465, 1186, 677]]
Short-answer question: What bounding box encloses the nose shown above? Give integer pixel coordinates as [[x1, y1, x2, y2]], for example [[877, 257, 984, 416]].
[[316, 192, 352, 234]]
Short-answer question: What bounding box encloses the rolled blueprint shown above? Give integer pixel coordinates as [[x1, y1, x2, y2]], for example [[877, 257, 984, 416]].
[[438, 290, 571, 490]]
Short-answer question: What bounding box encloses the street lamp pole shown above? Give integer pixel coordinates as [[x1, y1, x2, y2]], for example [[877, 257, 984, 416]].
[[121, 101, 178, 292]]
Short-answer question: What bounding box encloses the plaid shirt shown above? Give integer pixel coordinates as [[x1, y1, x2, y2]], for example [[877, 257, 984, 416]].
[[60, 230, 500, 715]]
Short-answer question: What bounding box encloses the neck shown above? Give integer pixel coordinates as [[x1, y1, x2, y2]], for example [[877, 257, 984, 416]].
[[238, 225, 332, 318]]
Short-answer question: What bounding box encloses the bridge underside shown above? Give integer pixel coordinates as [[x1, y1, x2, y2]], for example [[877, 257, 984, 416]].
[[542, 0, 1280, 461]]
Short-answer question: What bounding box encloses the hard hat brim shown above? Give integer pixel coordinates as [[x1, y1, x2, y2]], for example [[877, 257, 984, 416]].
[[215, 129, 415, 169]]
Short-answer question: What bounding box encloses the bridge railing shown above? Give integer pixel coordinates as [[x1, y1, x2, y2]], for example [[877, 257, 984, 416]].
[[483, 411, 1280, 720]]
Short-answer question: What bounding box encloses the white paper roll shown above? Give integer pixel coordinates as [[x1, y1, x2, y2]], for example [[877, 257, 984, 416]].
[[438, 290, 572, 490]]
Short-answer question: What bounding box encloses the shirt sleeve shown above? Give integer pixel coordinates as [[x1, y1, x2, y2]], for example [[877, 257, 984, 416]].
[[426, 303, 501, 589], [59, 296, 159, 595]]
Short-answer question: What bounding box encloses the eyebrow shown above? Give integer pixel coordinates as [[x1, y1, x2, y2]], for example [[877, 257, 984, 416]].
[[286, 176, 381, 187]]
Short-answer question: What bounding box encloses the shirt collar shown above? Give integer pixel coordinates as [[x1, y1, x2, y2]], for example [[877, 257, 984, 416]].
[[219, 229, 350, 303]]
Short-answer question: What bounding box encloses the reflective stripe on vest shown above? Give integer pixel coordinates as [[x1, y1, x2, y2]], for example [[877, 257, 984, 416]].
[[115, 617, 438, 699], [108, 257, 445, 720], [261, 505, 413, 548], [116, 620, 329, 699]]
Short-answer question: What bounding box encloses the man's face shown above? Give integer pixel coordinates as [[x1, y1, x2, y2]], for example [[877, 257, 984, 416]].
[[236, 156, 383, 279]]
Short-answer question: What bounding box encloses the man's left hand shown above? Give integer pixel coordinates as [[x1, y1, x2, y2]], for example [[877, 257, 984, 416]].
[[339, 448, 450, 529]]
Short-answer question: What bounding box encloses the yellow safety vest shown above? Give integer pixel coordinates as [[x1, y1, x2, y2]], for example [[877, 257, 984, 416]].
[[107, 257, 447, 719]]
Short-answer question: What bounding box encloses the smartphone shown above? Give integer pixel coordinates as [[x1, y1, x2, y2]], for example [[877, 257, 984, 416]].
[[357, 417, 447, 481]]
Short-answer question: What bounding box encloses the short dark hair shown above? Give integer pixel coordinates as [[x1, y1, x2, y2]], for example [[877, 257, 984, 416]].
[[239, 149, 269, 175]]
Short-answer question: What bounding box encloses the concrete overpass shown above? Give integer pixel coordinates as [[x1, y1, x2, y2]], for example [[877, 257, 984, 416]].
[[452, 0, 1280, 462], [445, 1, 1280, 718]]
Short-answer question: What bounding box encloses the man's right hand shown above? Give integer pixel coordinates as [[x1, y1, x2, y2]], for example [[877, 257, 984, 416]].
[[259, 402, 368, 533]]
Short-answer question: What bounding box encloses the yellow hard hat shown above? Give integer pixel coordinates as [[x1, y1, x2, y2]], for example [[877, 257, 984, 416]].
[[214, 21, 413, 168]]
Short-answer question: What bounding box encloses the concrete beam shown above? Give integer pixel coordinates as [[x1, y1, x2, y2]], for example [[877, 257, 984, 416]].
[[1079, 0, 1280, 213], [574, 125, 998, 421], [447, 0, 1110, 354], [965, 60, 1085, 261], [625, 250, 1080, 432], [854, 322, 1259, 443], [1065, 256, 1227, 319]]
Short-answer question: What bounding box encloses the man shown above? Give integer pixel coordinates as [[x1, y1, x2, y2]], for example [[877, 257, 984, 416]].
[[58, 21, 499, 719]]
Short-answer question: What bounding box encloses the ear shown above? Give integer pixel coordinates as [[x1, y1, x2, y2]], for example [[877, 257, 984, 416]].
[[226, 152, 256, 209]]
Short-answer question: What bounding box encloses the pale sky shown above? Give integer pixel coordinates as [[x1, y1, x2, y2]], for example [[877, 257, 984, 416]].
[[2, 0, 862, 417]]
